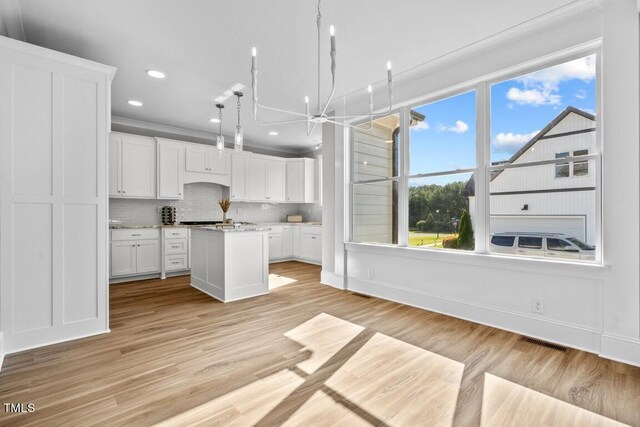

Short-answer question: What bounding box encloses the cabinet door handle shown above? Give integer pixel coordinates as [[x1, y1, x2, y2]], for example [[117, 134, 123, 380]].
[[178, 193, 182, 196], [122, 190, 126, 194]]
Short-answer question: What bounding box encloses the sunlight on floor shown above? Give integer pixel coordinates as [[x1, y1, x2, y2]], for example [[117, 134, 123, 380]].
[[324, 332, 464, 426], [284, 313, 364, 375], [480, 373, 628, 427], [157, 312, 464, 426], [282, 390, 370, 426], [154, 369, 305, 427], [268, 273, 298, 290]]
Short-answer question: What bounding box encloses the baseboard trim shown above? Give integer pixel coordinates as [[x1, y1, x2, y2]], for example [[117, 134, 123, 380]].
[[347, 276, 602, 355], [321, 271, 344, 289], [0, 332, 4, 372], [5, 328, 110, 357], [600, 334, 640, 367]]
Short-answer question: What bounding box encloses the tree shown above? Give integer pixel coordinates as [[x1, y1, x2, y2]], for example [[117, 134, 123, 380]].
[[457, 209, 474, 250], [416, 220, 426, 232], [425, 212, 435, 231]]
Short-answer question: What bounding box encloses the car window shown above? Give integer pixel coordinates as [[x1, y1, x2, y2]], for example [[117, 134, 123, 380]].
[[547, 238, 572, 251], [518, 237, 542, 249], [491, 235, 515, 247], [567, 237, 595, 251]]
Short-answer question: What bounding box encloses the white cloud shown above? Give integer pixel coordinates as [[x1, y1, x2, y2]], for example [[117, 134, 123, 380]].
[[507, 87, 561, 106], [575, 89, 587, 100], [505, 55, 595, 107], [493, 129, 540, 153], [438, 120, 469, 134], [412, 121, 430, 131]]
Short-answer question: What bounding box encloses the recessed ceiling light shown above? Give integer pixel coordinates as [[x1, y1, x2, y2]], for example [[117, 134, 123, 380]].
[[210, 118, 221, 123], [146, 70, 165, 79], [128, 100, 143, 107], [269, 131, 279, 136]]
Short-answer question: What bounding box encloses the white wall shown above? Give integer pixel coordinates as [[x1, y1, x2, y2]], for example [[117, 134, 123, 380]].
[[323, 1, 640, 366]]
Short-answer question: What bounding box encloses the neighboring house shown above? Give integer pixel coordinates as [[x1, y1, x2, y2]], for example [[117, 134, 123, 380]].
[[468, 107, 596, 244]]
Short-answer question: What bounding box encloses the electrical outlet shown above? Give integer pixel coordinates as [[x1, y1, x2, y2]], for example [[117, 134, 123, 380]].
[[157, 206, 162, 214], [532, 298, 545, 314], [367, 269, 374, 280], [237, 207, 242, 214]]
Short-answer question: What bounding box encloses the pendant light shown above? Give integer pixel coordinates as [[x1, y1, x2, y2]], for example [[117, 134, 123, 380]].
[[234, 91, 244, 151], [215, 103, 225, 154]]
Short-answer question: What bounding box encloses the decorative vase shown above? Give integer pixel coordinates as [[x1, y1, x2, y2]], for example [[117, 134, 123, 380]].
[[223, 212, 228, 223]]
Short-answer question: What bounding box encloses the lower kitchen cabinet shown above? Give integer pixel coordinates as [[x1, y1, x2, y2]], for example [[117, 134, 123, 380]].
[[111, 239, 160, 277], [110, 228, 161, 279], [269, 227, 283, 261], [283, 226, 294, 258], [269, 225, 321, 264], [300, 233, 322, 263]]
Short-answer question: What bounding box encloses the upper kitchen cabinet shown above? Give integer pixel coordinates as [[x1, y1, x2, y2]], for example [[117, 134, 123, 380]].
[[230, 154, 248, 201], [185, 144, 228, 175], [109, 132, 156, 198], [286, 158, 315, 203], [245, 155, 286, 202], [157, 138, 185, 200]]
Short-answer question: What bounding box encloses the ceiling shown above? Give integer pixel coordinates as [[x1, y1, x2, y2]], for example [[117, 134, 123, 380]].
[[10, 0, 579, 151]]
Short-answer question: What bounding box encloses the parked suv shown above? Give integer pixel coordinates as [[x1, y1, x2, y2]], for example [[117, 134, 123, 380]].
[[490, 232, 595, 261]]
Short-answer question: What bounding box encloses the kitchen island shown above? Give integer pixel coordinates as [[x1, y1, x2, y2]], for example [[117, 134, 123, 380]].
[[190, 226, 271, 302]]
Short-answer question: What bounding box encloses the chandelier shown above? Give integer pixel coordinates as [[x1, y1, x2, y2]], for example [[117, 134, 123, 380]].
[[250, 0, 394, 136]]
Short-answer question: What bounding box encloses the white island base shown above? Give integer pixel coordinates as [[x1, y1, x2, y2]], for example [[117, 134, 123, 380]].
[[190, 227, 270, 302]]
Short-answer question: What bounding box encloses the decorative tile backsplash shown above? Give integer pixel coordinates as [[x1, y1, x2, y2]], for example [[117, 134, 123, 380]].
[[109, 183, 322, 225]]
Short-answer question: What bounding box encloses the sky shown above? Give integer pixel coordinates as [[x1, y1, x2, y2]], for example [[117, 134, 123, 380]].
[[408, 55, 596, 186]]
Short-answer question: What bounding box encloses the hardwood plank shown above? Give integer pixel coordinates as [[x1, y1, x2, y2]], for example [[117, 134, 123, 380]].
[[0, 261, 637, 426]]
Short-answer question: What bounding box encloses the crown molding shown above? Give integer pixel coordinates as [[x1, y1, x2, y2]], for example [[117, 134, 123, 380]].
[[111, 115, 304, 156]]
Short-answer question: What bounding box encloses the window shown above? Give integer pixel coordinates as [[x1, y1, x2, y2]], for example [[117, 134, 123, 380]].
[[573, 149, 589, 176], [489, 54, 598, 261], [491, 235, 515, 247], [518, 237, 542, 249], [351, 114, 399, 244], [555, 152, 570, 178], [408, 91, 476, 251], [348, 51, 600, 263]]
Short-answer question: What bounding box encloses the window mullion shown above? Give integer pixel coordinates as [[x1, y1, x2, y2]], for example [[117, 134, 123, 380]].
[[474, 82, 489, 254], [397, 106, 410, 247]]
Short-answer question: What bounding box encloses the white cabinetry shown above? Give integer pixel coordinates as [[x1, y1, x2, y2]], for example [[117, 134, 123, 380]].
[[162, 228, 190, 276], [157, 139, 184, 199], [110, 229, 161, 278], [286, 158, 315, 203], [268, 226, 284, 261], [267, 224, 321, 264], [266, 159, 286, 202], [185, 145, 228, 175], [239, 154, 286, 202], [231, 154, 248, 201], [0, 37, 114, 354], [300, 226, 322, 263], [109, 133, 157, 198], [283, 226, 294, 258]]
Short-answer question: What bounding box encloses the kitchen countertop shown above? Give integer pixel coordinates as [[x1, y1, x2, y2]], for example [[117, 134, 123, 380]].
[[109, 222, 322, 229], [194, 226, 273, 233]]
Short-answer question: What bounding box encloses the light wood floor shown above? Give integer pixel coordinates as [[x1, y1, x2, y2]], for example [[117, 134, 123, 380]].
[[1, 261, 638, 426]]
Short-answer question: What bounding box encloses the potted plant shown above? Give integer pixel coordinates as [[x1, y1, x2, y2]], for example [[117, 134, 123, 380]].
[[218, 198, 232, 223]]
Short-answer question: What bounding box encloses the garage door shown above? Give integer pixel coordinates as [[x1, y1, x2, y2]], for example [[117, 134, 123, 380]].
[[490, 215, 586, 241]]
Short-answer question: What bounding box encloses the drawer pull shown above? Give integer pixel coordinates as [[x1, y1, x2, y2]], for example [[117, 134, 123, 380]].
[[171, 232, 180, 235], [171, 261, 180, 265], [132, 233, 142, 236]]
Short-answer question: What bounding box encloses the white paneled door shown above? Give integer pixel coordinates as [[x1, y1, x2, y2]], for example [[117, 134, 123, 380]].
[[0, 37, 114, 354]]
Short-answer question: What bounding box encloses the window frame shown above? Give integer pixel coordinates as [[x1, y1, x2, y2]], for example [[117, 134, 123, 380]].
[[347, 43, 602, 264]]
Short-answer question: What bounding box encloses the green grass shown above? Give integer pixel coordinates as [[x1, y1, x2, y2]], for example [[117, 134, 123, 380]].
[[408, 232, 454, 248]]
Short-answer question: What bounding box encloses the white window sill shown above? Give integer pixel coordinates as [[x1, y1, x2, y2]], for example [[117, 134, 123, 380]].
[[345, 242, 608, 280]]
